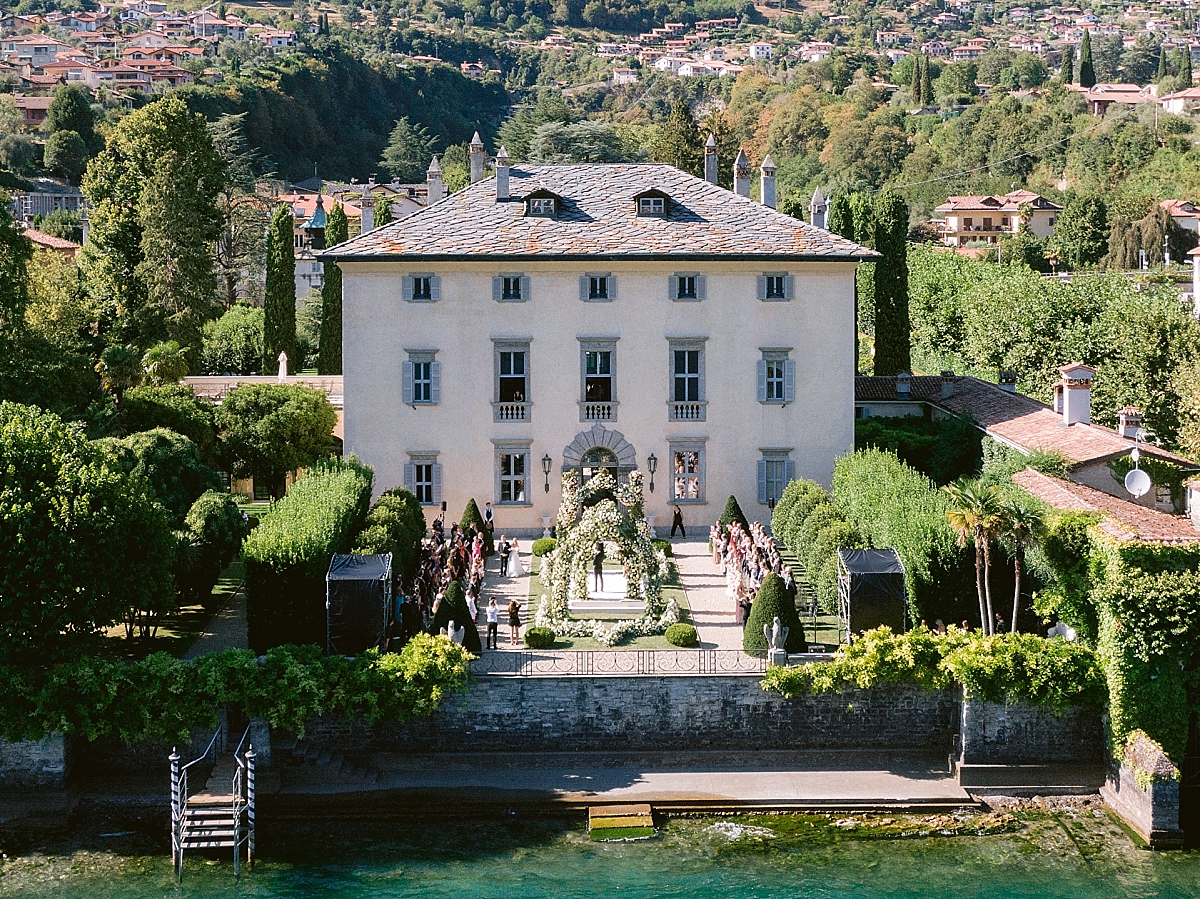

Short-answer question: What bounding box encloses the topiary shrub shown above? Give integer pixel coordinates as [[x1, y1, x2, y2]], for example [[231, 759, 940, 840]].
[[524, 626, 556, 648], [532, 537, 557, 556], [772, 479, 824, 543], [177, 490, 249, 603], [744, 572, 806, 654], [430, 581, 481, 653], [718, 494, 750, 531], [460, 498, 494, 557], [665, 623, 698, 647], [651, 539, 674, 557], [353, 487, 425, 579]]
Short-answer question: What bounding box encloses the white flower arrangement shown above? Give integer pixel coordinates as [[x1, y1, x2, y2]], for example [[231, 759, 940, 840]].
[[535, 468, 673, 646]]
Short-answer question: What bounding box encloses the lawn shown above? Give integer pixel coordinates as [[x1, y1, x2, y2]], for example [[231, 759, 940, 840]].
[[524, 554, 693, 650]]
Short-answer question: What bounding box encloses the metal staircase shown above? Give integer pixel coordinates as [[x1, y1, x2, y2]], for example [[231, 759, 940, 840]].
[[170, 725, 256, 880]]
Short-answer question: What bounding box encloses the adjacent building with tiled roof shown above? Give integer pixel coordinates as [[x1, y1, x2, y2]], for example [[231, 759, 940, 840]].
[[933, 190, 1062, 246], [327, 142, 875, 532]]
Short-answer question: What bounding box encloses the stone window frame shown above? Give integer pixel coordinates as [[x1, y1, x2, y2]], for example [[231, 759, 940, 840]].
[[668, 438, 707, 505], [492, 439, 533, 507], [580, 272, 617, 302], [667, 337, 707, 422], [493, 272, 531, 303], [402, 348, 440, 406], [402, 272, 441, 303], [671, 271, 707, 302], [757, 448, 795, 506], [757, 347, 795, 405], [578, 336, 619, 423], [404, 452, 442, 506]]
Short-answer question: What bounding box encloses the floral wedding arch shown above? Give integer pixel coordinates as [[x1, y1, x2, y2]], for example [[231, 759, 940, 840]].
[[534, 468, 678, 646]]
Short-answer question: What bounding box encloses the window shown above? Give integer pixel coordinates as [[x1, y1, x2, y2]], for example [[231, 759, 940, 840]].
[[499, 351, 526, 402], [403, 273, 440, 303], [493, 273, 530, 302], [668, 339, 706, 421], [756, 272, 794, 301], [580, 273, 616, 302], [757, 349, 795, 404], [639, 196, 664, 215], [669, 441, 705, 503], [494, 442, 532, 505], [493, 339, 531, 421], [579, 339, 617, 421], [404, 454, 442, 506], [758, 451, 795, 505], [529, 197, 555, 215], [671, 271, 706, 301], [402, 350, 440, 405]]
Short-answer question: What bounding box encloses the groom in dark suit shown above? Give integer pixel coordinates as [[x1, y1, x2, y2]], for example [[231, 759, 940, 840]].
[[498, 535, 511, 576]]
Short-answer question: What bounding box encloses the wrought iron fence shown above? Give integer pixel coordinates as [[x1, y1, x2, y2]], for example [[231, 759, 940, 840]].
[[471, 649, 772, 677]]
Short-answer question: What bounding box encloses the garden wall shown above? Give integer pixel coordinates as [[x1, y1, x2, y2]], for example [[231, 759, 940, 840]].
[[959, 701, 1106, 766], [0, 735, 66, 788]]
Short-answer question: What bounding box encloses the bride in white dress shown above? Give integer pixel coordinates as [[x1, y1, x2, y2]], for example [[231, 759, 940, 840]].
[[508, 538, 527, 577]]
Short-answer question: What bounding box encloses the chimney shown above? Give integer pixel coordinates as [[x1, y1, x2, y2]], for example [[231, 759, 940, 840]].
[[733, 148, 751, 198], [359, 181, 375, 233], [495, 146, 509, 200], [997, 370, 1018, 393], [1058, 362, 1095, 426], [759, 154, 776, 209], [1119, 406, 1143, 439], [810, 186, 828, 229], [426, 156, 445, 205], [704, 133, 718, 185], [896, 370, 911, 399], [941, 370, 955, 399], [469, 131, 485, 184]]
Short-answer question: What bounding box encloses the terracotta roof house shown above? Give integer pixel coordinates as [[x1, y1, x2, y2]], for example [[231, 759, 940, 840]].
[[23, 228, 81, 258], [933, 190, 1062, 246], [324, 147, 876, 531]]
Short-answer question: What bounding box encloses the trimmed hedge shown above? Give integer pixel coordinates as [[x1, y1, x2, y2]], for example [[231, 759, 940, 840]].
[[0, 636, 474, 744], [532, 537, 557, 556], [770, 480, 864, 615], [243, 457, 374, 652], [177, 491, 248, 604], [718, 494, 750, 530], [665, 623, 698, 647], [353, 487, 425, 580], [744, 573, 806, 653], [524, 626, 555, 648], [651, 538, 674, 558], [430, 581, 481, 653], [771, 479, 825, 545]]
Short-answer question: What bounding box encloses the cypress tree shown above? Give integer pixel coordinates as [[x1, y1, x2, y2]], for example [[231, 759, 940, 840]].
[[1061, 45, 1074, 84], [1184, 48, 1193, 85], [920, 54, 934, 105], [263, 203, 296, 376], [849, 192, 875, 247], [1157, 46, 1168, 82], [374, 193, 393, 227], [430, 581, 482, 653], [909, 55, 922, 103], [1078, 30, 1096, 88], [827, 193, 855, 242], [460, 497, 494, 556], [318, 202, 347, 375], [871, 190, 911, 377], [718, 495, 750, 531]]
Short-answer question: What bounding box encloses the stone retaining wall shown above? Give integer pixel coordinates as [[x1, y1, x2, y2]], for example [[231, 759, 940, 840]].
[[0, 735, 66, 789], [959, 700, 1106, 765]]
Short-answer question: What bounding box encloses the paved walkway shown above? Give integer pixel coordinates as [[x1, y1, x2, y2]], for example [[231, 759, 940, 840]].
[[183, 580, 249, 659], [670, 538, 743, 649], [276, 750, 974, 811]]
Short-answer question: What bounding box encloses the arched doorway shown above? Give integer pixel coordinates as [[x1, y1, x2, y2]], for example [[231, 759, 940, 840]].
[[581, 447, 618, 483]]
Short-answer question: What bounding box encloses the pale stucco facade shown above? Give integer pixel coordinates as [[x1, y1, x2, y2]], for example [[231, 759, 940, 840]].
[[340, 259, 857, 534]]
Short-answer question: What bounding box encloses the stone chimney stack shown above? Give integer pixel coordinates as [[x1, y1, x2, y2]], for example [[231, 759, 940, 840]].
[[495, 146, 510, 200], [469, 131, 485, 184], [704, 134, 718, 185], [998, 370, 1018, 393], [896, 370, 912, 399], [1058, 362, 1096, 426], [360, 181, 375, 233], [426, 156, 445, 205], [733, 148, 751, 198], [759, 154, 776, 209], [1119, 406, 1144, 439], [941, 371, 956, 399], [810, 187, 828, 229]]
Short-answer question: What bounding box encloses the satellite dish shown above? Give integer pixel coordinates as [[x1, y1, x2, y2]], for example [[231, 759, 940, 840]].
[[1125, 468, 1152, 498]]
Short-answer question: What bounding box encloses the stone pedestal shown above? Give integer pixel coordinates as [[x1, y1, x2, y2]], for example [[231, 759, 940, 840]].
[[646, 513, 657, 538], [769, 649, 789, 667], [541, 515, 553, 538]]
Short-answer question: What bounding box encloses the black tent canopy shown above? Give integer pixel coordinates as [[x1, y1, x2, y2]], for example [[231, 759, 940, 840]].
[[326, 553, 393, 655], [837, 548, 906, 642]]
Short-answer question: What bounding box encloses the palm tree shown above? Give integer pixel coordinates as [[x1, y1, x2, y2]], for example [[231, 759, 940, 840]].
[[95, 344, 143, 410], [141, 340, 190, 386], [996, 496, 1045, 634], [943, 478, 1002, 634]]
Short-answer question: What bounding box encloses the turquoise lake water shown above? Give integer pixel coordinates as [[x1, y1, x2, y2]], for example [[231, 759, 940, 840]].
[[3, 809, 1200, 899]]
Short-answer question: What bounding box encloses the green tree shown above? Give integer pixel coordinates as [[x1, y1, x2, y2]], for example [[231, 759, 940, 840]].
[[1157, 46, 1168, 82], [1103, 214, 1139, 270], [1079, 30, 1096, 88], [374, 193, 393, 227], [430, 581, 481, 653], [718, 494, 750, 531], [95, 344, 143, 409], [201, 304, 263, 375], [528, 121, 627, 163], [872, 189, 911, 377], [116, 384, 220, 467], [209, 113, 271, 310], [43, 130, 87, 183], [920, 55, 934, 105], [827, 193, 855, 242], [46, 84, 97, 151], [942, 478, 1002, 634], [0, 193, 32, 336], [743, 572, 805, 653], [216, 383, 337, 498], [319, 202, 346, 375], [141, 340, 189, 386], [379, 116, 438, 183], [995, 496, 1043, 633], [1182, 47, 1193, 86], [460, 497, 494, 556], [96, 427, 221, 527], [1051, 194, 1108, 270], [263, 203, 296, 376], [0, 402, 174, 662], [1061, 45, 1074, 84], [649, 100, 703, 177]]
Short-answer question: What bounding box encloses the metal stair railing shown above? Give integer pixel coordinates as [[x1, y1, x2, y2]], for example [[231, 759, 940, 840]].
[[230, 724, 254, 875], [170, 729, 220, 881]]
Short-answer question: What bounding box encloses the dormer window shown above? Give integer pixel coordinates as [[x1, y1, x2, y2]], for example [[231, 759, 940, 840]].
[[639, 197, 664, 215], [529, 197, 555, 215]]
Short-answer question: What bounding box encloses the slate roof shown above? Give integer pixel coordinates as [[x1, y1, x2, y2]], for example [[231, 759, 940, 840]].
[[856, 375, 1197, 469], [1012, 468, 1200, 544], [324, 164, 877, 262]]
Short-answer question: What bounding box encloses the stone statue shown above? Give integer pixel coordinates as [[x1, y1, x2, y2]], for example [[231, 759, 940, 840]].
[[764, 615, 789, 652], [441, 619, 465, 645], [277, 351, 288, 382]]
